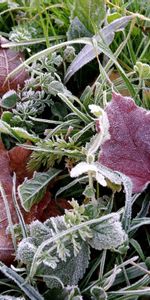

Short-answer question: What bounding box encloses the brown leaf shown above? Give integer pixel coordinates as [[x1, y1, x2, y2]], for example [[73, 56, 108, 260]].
[[0, 37, 28, 95]]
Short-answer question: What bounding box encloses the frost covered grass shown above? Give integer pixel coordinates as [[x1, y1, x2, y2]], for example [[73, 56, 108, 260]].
[[0, 0, 150, 299]]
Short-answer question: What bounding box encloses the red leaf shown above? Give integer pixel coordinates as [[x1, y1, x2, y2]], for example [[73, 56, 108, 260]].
[[0, 37, 28, 95], [8, 143, 32, 183], [0, 141, 17, 263], [98, 92, 150, 193]]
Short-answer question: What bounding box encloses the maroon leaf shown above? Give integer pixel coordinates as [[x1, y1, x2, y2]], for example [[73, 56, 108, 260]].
[[0, 141, 15, 264], [98, 92, 150, 193], [0, 37, 28, 95]]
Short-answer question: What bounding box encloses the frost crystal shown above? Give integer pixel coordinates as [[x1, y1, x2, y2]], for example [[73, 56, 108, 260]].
[[88, 213, 127, 250], [17, 238, 36, 264]]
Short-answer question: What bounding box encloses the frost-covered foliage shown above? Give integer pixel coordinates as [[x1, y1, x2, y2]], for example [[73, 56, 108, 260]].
[[0, 297, 25, 300], [88, 213, 127, 250], [17, 201, 126, 288], [0, 51, 73, 132], [9, 24, 38, 43]]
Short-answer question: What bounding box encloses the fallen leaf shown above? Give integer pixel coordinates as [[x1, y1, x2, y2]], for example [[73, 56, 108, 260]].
[[8, 144, 32, 183], [0, 141, 16, 263], [0, 141, 70, 264], [98, 92, 150, 193], [0, 37, 28, 95]]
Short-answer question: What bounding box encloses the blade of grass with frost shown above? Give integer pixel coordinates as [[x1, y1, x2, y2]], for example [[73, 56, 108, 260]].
[[0, 183, 17, 252], [15, 143, 83, 159], [5, 38, 93, 82], [45, 119, 79, 139], [1, 36, 66, 48], [72, 122, 94, 142], [130, 217, 150, 232], [64, 15, 133, 83], [58, 93, 91, 123], [0, 262, 44, 300], [82, 256, 139, 293], [55, 175, 88, 198]]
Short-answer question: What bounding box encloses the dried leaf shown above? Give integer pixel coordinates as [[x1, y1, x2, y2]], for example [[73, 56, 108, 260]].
[[0, 37, 28, 95], [8, 144, 32, 183], [99, 92, 150, 193]]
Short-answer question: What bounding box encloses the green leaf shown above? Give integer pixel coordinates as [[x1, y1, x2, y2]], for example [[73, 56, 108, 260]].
[[83, 185, 95, 198], [0, 120, 39, 142], [130, 217, 150, 232], [17, 215, 90, 288], [0, 90, 20, 109], [1, 35, 66, 48], [51, 101, 68, 121], [90, 286, 107, 300], [130, 239, 145, 261], [0, 1, 7, 11], [18, 168, 61, 211], [72, 0, 106, 32], [134, 61, 150, 79], [55, 176, 87, 198], [11, 127, 40, 143], [1, 111, 13, 123], [58, 93, 91, 123], [107, 13, 122, 23], [88, 213, 127, 250], [112, 262, 148, 287], [41, 241, 90, 288], [0, 119, 14, 136]]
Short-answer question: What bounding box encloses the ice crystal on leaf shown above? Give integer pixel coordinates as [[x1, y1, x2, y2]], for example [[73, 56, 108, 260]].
[[17, 201, 126, 288], [99, 92, 150, 193], [88, 213, 127, 250]]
